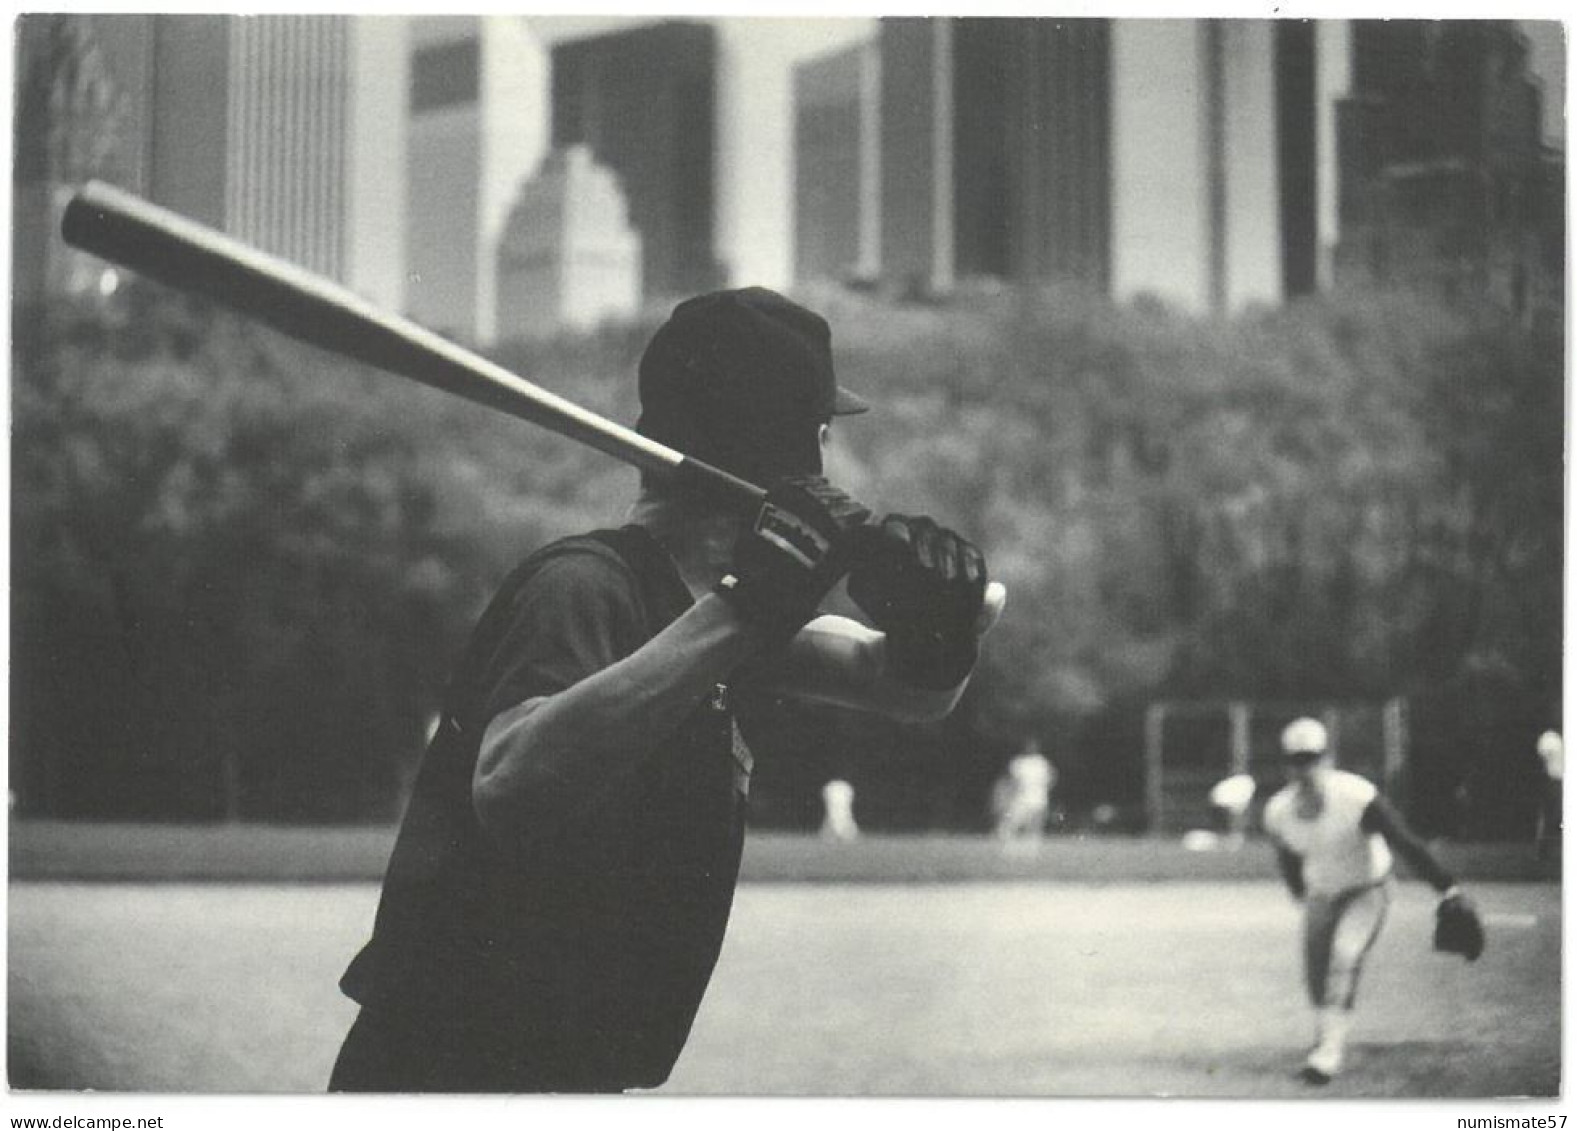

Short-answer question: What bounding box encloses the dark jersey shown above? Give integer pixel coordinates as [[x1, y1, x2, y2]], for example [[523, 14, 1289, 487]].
[[336, 526, 749, 1092]]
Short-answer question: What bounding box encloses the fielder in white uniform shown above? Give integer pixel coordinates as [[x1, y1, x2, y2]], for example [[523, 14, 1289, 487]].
[[820, 778, 860, 842], [1535, 730, 1562, 864], [1262, 717, 1463, 1084], [994, 741, 1055, 854]]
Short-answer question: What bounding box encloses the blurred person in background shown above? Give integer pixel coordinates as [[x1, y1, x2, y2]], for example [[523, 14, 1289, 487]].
[[1209, 772, 1257, 849], [994, 737, 1055, 855], [328, 287, 1000, 1093], [1535, 729, 1562, 866], [820, 778, 861, 842], [1263, 717, 1469, 1085]]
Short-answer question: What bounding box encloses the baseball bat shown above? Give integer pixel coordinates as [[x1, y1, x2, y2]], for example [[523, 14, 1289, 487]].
[[60, 179, 763, 510], [61, 180, 1006, 616]]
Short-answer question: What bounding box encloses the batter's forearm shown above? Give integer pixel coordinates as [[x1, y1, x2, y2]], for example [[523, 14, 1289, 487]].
[[473, 593, 761, 852]]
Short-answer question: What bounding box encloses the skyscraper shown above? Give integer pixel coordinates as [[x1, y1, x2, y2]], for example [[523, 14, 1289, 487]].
[[496, 144, 642, 338], [227, 17, 354, 281], [879, 18, 1113, 297], [406, 16, 548, 344], [62, 13, 409, 312], [981, 19, 1111, 288], [791, 38, 880, 284], [1109, 19, 1295, 313], [1332, 20, 1561, 327], [551, 21, 723, 301], [875, 17, 1334, 314], [877, 18, 955, 297]]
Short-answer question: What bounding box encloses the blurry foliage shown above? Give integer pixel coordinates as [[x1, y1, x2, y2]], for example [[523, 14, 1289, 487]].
[[10, 283, 652, 821], [810, 281, 1562, 833], [8, 277, 1563, 836]]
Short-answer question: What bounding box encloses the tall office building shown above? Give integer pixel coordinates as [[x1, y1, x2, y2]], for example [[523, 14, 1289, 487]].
[[496, 144, 642, 339], [406, 16, 548, 344], [1109, 19, 1302, 313], [791, 39, 880, 284], [43, 14, 410, 313], [879, 19, 1113, 297], [981, 19, 1111, 288], [876, 17, 1333, 314], [551, 21, 723, 302], [228, 18, 354, 280], [1332, 20, 1561, 328]]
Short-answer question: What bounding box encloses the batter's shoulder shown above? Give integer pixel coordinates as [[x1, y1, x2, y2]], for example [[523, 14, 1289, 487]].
[[472, 530, 649, 658], [502, 530, 643, 601]]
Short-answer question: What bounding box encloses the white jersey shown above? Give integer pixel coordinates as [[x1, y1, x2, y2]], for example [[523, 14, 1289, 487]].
[[1009, 753, 1053, 799], [1263, 770, 1393, 895]]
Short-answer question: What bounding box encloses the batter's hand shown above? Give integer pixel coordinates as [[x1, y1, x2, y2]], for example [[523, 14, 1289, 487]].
[[718, 475, 872, 643], [847, 515, 988, 689]]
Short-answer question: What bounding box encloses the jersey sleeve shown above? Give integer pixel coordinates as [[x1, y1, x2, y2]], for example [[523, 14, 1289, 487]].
[[1261, 791, 1287, 842], [1338, 771, 1378, 809], [1361, 793, 1455, 892], [475, 548, 649, 728]]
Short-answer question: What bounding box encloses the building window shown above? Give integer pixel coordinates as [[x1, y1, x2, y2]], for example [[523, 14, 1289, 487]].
[[412, 39, 480, 113]]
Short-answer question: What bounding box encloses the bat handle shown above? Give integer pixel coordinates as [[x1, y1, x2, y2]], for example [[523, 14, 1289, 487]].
[[669, 457, 768, 513]]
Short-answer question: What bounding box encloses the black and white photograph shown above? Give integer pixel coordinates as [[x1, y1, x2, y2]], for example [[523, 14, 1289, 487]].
[[5, 4, 1568, 1128]]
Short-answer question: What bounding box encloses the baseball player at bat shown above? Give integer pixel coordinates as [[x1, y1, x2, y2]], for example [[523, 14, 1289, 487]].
[[1262, 717, 1478, 1085], [329, 287, 1002, 1093]]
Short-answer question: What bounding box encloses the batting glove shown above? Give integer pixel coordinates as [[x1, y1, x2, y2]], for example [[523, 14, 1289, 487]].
[[847, 514, 988, 689], [717, 475, 872, 644]]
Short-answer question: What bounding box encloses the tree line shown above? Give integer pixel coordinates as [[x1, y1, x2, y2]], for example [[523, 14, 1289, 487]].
[[8, 279, 1563, 835]]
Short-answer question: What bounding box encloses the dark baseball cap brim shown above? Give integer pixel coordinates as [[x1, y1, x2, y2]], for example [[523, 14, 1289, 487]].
[[833, 386, 870, 415]]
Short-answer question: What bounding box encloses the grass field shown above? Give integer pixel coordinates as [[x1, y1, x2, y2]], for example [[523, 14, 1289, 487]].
[[6, 871, 1561, 1101]]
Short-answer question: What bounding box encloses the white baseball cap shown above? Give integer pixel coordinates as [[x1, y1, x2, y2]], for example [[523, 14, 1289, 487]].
[[1281, 717, 1328, 756]]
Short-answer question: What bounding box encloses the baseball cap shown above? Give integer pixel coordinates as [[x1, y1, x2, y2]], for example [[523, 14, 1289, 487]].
[[636, 287, 869, 489], [1280, 718, 1329, 758]]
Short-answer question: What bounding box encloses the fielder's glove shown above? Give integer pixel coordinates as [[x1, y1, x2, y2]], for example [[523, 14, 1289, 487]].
[[1433, 888, 1485, 962], [847, 514, 988, 689], [717, 475, 871, 644]]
